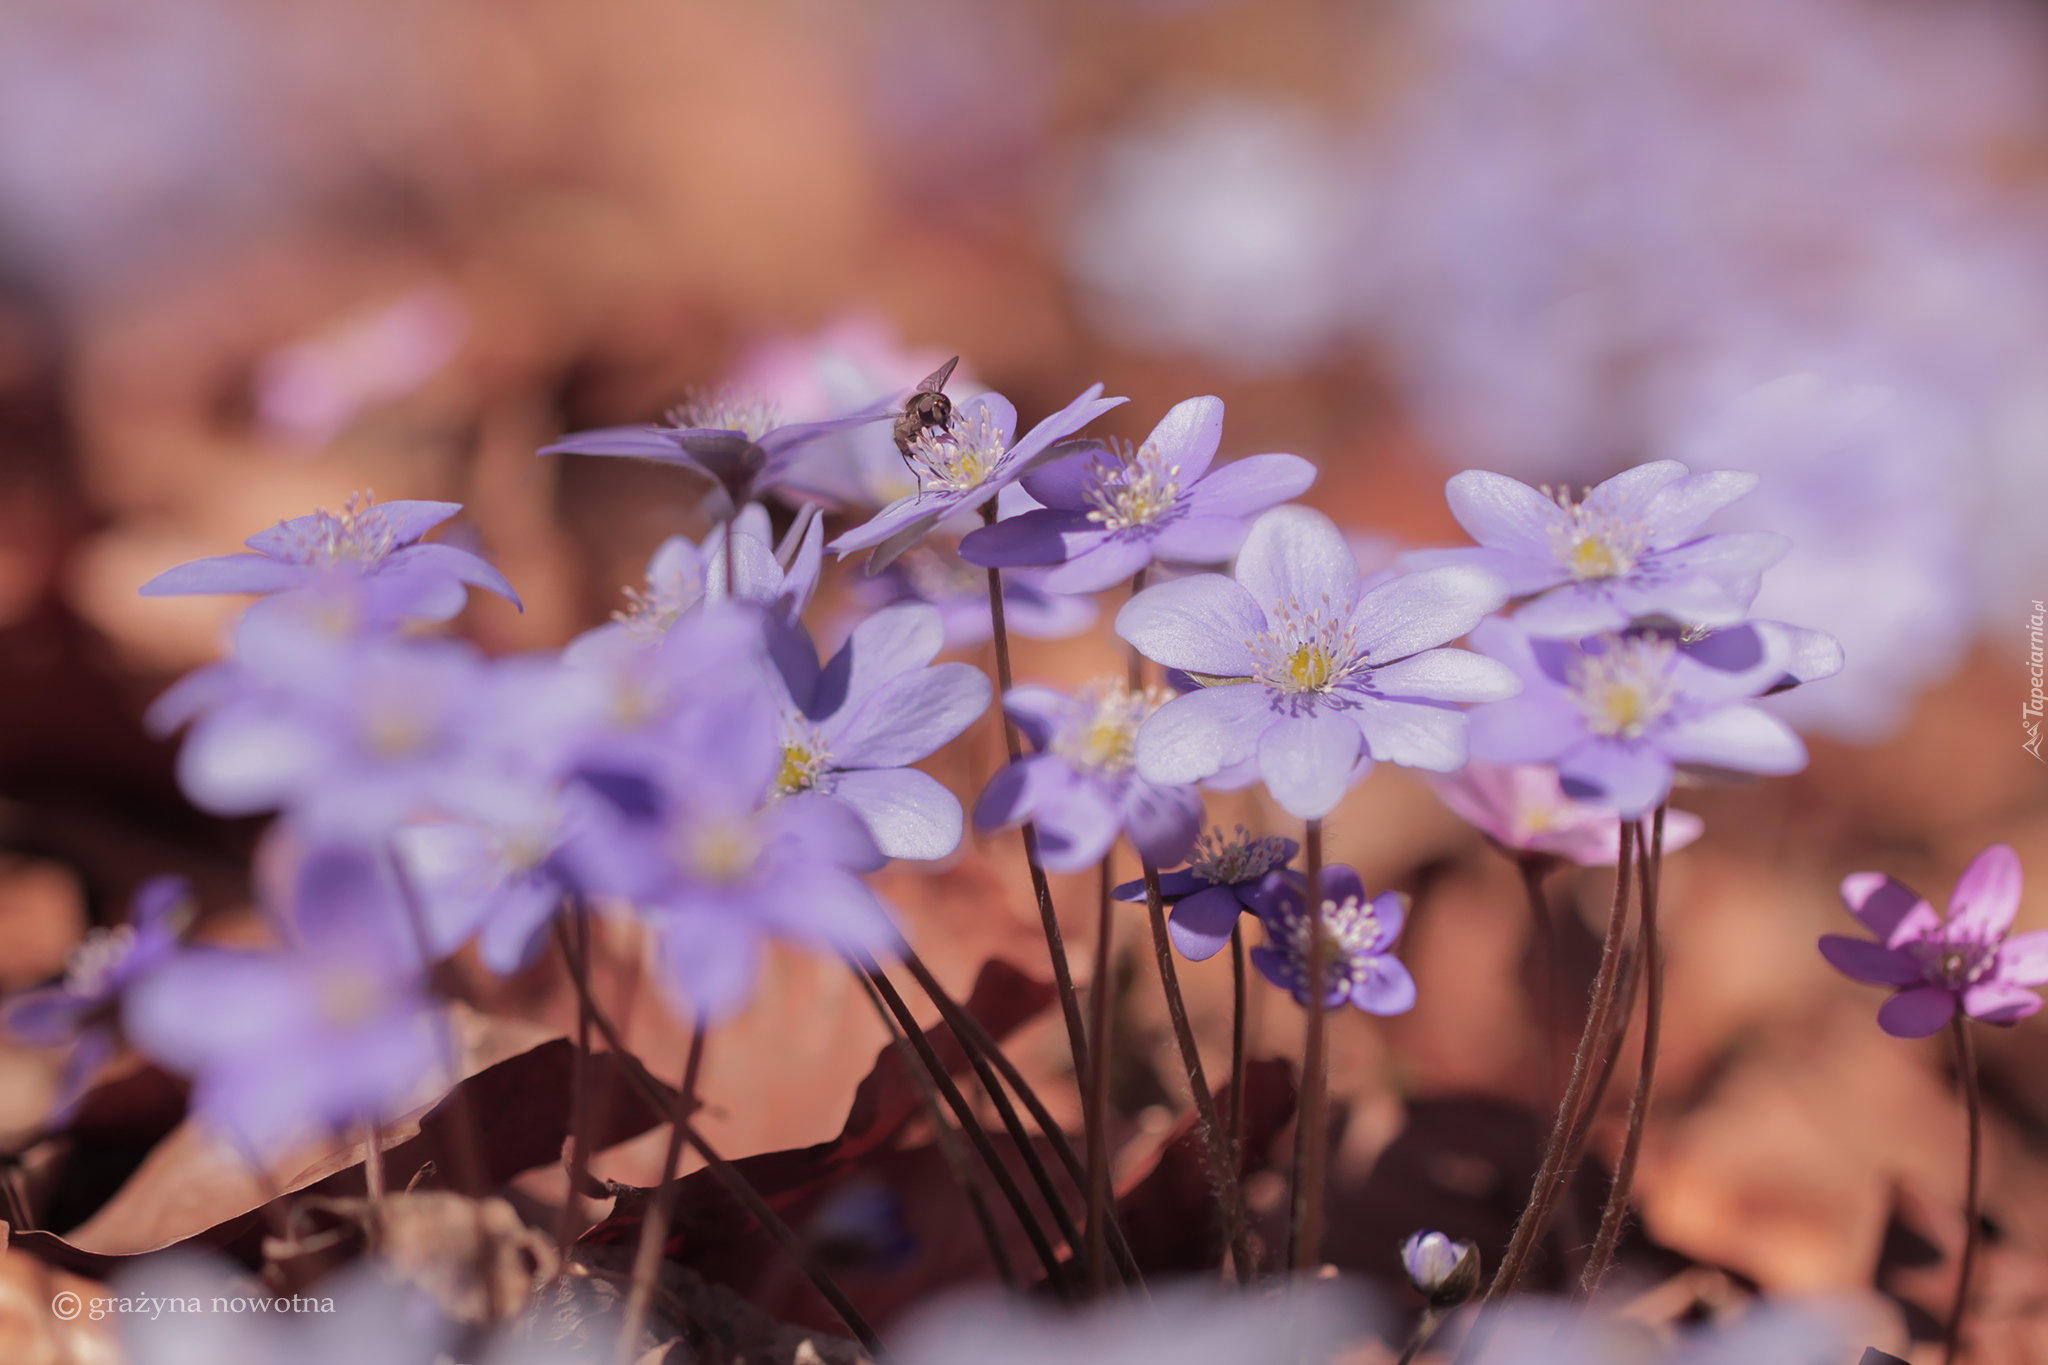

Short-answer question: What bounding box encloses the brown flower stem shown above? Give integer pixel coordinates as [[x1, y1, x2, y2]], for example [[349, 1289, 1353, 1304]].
[[1479, 821, 1636, 1307], [1948, 1015, 1983, 1365], [898, 950, 1141, 1288], [363, 1118, 387, 1247], [1397, 1308, 1442, 1365], [853, 969, 1018, 1290], [1126, 568, 1149, 691], [1144, 864, 1256, 1280], [1289, 818, 1328, 1274], [1518, 855, 1561, 1108], [983, 502, 1091, 1099], [1229, 921, 1249, 1174], [556, 901, 596, 1255], [617, 1019, 705, 1364], [862, 963, 1072, 1295], [551, 918, 885, 1357], [1087, 860, 1117, 1298]]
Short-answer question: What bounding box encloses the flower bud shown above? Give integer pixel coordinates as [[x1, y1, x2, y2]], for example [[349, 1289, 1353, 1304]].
[[1400, 1230, 1480, 1307]]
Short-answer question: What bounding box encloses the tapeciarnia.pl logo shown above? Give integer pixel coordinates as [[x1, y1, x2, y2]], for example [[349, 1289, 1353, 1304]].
[[2027, 599, 2045, 762]]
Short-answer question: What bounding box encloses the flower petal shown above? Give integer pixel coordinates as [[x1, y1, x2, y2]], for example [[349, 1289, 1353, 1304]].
[[1041, 535, 1157, 595], [1116, 574, 1265, 678], [1122, 778, 1203, 870], [1949, 843, 2024, 942], [1963, 980, 2044, 1025], [1181, 453, 1318, 521], [1136, 684, 1272, 785], [1839, 872, 1934, 941], [1443, 470, 1559, 559], [1996, 929, 2048, 987], [1587, 460, 1689, 515], [1465, 695, 1585, 765], [833, 767, 965, 862], [1029, 774, 1123, 874], [539, 425, 685, 461], [812, 600, 947, 721], [1149, 514, 1254, 564], [1351, 955, 1418, 1016], [1365, 648, 1521, 703], [1257, 710, 1363, 820], [1660, 706, 1808, 777], [1350, 697, 1469, 772], [1877, 985, 1957, 1038], [826, 662, 991, 768], [973, 754, 1071, 832], [1557, 742, 1673, 818], [1639, 470, 1761, 543], [1005, 386, 1126, 467], [140, 554, 308, 597], [1510, 584, 1634, 638], [1818, 934, 1925, 986], [1146, 395, 1225, 481], [1351, 565, 1509, 662], [653, 911, 763, 1023], [958, 509, 1096, 568], [1236, 505, 1360, 620], [1169, 886, 1247, 962]]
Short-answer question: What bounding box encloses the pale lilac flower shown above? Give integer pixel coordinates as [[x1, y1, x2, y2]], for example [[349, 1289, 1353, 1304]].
[[958, 395, 1316, 591], [1247, 865, 1416, 1014], [117, 1257, 454, 1365], [852, 543, 1099, 650], [762, 601, 991, 861], [4, 876, 190, 1117], [1821, 843, 2048, 1038], [973, 678, 1202, 874], [1112, 825, 1298, 961], [254, 286, 467, 449], [1119, 505, 1517, 821], [1465, 617, 1810, 818], [828, 386, 1128, 570], [1401, 1230, 1480, 1306], [1426, 761, 1704, 866], [139, 494, 519, 630], [1406, 461, 1789, 638]]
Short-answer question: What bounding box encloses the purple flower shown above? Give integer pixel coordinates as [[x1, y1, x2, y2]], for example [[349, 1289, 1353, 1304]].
[[1118, 505, 1518, 821], [763, 601, 992, 861], [1405, 462, 1789, 638], [1426, 761, 1704, 867], [4, 876, 190, 1117], [828, 386, 1128, 570], [851, 542, 1100, 650], [1820, 844, 2048, 1038], [1402, 1230, 1480, 1305], [1111, 825, 1298, 961], [973, 678, 1202, 874], [560, 689, 902, 1021], [540, 388, 886, 517], [125, 845, 443, 1154], [956, 395, 1316, 592], [1247, 865, 1416, 1014], [139, 494, 520, 630], [1465, 617, 1810, 818]]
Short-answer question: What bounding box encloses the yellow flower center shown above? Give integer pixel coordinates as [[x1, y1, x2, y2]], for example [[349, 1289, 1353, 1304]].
[[1050, 678, 1163, 775], [1248, 592, 1365, 695], [1083, 439, 1183, 532], [1567, 636, 1678, 739], [680, 818, 761, 884], [775, 725, 835, 796], [905, 406, 1006, 495], [1544, 486, 1649, 582]]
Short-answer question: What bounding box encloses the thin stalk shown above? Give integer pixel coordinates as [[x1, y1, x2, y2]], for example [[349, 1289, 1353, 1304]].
[[1578, 807, 1665, 1296], [556, 901, 596, 1255], [1519, 856, 1561, 1108], [983, 503, 1090, 1097], [1397, 1308, 1443, 1365], [1087, 860, 1116, 1297], [617, 1020, 706, 1364], [863, 964, 1072, 1294], [1144, 864, 1256, 1280], [1290, 819, 1328, 1274], [853, 971, 1018, 1290], [1229, 922, 1248, 1174], [363, 1118, 387, 1246], [898, 950, 1141, 1288], [1125, 568, 1149, 691], [1480, 822, 1636, 1305], [1948, 1016, 1982, 1365], [552, 919, 885, 1357]]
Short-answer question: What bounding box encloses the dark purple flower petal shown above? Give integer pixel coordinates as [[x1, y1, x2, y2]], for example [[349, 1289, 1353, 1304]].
[[1877, 985, 1958, 1038], [1001, 685, 1072, 751], [1040, 536, 1155, 595], [1017, 444, 1103, 510], [1168, 885, 1248, 961], [957, 509, 1095, 568], [1818, 935, 1925, 987], [973, 753, 1070, 832]]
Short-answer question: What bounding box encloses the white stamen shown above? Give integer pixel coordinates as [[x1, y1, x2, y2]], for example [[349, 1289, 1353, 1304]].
[[669, 387, 779, 443], [1567, 635, 1678, 739], [1246, 592, 1366, 694], [1542, 485, 1649, 581], [276, 492, 401, 567], [905, 406, 1007, 495], [1050, 678, 1165, 775], [1083, 439, 1183, 532], [63, 925, 138, 999]]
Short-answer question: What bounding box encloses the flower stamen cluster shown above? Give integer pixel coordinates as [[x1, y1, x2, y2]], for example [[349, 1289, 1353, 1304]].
[[679, 818, 764, 885], [1541, 485, 1649, 582], [1188, 825, 1293, 886], [775, 722, 836, 796], [1567, 634, 1678, 738], [1050, 678, 1165, 776], [1270, 890, 1384, 992], [63, 925, 138, 1000], [1083, 438, 1184, 533], [668, 387, 779, 443], [1248, 591, 1366, 695], [274, 492, 402, 568], [904, 405, 1006, 494]]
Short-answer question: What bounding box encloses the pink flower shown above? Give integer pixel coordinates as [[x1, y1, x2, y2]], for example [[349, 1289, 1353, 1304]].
[[1427, 761, 1704, 866]]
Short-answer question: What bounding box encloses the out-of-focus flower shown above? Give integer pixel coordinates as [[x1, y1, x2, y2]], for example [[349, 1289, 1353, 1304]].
[[254, 286, 468, 449], [1821, 843, 2048, 1038], [959, 395, 1317, 591], [1401, 1230, 1481, 1307], [853, 542, 1100, 651], [1119, 505, 1517, 820], [1066, 96, 1353, 372], [828, 386, 1127, 570], [1112, 826, 1298, 962], [1247, 865, 1416, 1014], [1407, 461, 1786, 637], [4, 875, 191, 1118], [139, 494, 520, 631], [126, 844, 443, 1155], [974, 678, 1202, 874], [1466, 617, 1809, 817], [761, 601, 991, 861], [116, 1256, 455, 1365], [1427, 761, 1704, 866]]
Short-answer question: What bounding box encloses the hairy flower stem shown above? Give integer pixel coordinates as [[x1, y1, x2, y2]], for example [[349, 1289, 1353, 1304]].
[[1144, 865, 1257, 1281], [1397, 1308, 1443, 1365], [551, 919, 885, 1358], [1290, 819, 1329, 1274], [617, 1020, 705, 1365], [1578, 807, 1666, 1296], [1088, 860, 1117, 1298], [1230, 923, 1248, 1174], [853, 971, 1019, 1291], [555, 903, 596, 1256], [1518, 856, 1562, 1108], [1478, 822, 1636, 1308], [899, 951, 1142, 1288], [363, 1118, 388, 1247], [1949, 1016, 1983, 1365], [982, 504, 1091, 1100], [863, 964, 1073, 1296]]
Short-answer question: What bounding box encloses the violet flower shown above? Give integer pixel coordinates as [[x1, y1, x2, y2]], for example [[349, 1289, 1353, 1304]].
[[139, 494, 520, 630], [828, 386, 1128, 570], [1246, 865, 1416, 1014], [540, 388, 885, 517], [1118, 504, 1517, 821], [1426, 761, 1704, 867], [1405, 462, 1789, 638], [1111, 825, 1298, 961], [4, 875, 190, 1118], [973, 678, 1202, 875], [763, 601, 991, 862], [1820, 843, 2048, 1038], [957, 395, 1316, 592], [852, 543, 1099, 650], [1402, 1230, 1481, 1307], [1465, 616, 1811, 818]]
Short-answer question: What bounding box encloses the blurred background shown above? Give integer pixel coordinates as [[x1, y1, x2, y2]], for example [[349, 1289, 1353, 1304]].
[[3, 0, 2048, 1356]]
